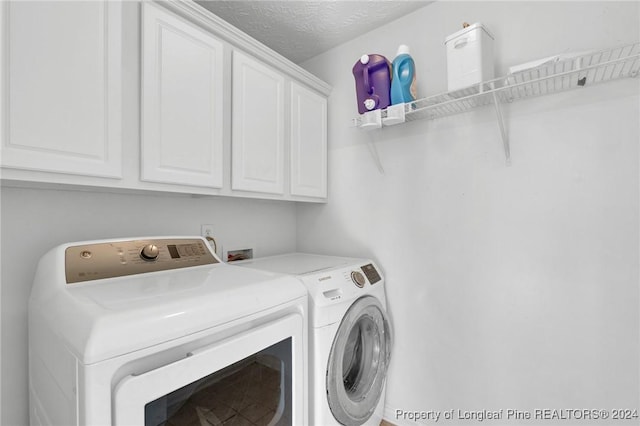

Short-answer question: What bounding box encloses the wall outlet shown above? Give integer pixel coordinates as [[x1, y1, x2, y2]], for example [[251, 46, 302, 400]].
[[200, 224, 221, 258], [201, 224, 215, 238]]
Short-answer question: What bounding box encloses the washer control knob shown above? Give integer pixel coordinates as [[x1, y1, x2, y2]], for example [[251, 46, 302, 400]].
[[351, 271, 366, 288], [140, 244, 159, 261]]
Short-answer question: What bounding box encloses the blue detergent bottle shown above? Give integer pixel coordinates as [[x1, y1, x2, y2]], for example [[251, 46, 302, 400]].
[[390, 45, 417, 105]]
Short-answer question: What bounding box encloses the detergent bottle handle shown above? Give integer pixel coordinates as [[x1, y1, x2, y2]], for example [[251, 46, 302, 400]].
[[362, 66, 372, 95], [397, 57, 411, 81]]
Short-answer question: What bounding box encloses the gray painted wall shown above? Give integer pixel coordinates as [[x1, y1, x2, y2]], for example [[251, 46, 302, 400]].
[[298, 2, 639, 424], [0, 187, 297, 425]]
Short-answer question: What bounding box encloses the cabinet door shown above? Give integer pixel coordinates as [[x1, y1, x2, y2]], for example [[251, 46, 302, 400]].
[[1, 1, 122, 178], [290, 83, 327, 198], [141, 3, 224, 188], [232, 51, 285, 194]]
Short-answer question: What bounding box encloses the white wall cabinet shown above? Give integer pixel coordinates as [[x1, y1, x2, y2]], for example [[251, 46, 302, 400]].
[[141, 2, 224, 188], [1, 1, 122, 178], [231, 51, 285, 195], [0, 1, 330, 202], [290, 82, 328, 198]]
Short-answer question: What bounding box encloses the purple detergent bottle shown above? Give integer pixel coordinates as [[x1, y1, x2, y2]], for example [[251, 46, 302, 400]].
[[352, 54, 392, 114]]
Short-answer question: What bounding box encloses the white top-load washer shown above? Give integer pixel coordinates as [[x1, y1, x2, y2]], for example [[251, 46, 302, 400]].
[[238, 253, 392, 426], [29, 237, 308, 426]]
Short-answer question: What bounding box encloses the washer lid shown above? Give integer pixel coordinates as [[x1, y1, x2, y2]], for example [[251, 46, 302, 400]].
[[30, 239, 307, 364]]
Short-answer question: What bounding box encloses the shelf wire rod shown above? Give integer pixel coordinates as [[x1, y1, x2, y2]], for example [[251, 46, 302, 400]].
[[441, 103, 453, 115], [598, 64, 607, 82], [613, 62, 624, 79], [542, 69, 551, 94], [461, 98, 474, 111], [612, 46, 624, 60], [595, 63, 605, 82], [595, 51, 604, 66], [447, 102, 459, 115], [534, 69, 542, 96], [562, 62, 573, 90], [458, 99, 471, 111], [515, 73, 525, 98], [620, 45, 630, 58], [437, 105, 450, 118], [630, 57, 640, 76], [605, 64, 615, 81], [442, 102, 456, 114]]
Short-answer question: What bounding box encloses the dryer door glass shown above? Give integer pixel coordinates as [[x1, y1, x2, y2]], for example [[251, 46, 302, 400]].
[[144, 341, 288, 426], [326, 296, 392, 426], [113, 314, 303, 426]]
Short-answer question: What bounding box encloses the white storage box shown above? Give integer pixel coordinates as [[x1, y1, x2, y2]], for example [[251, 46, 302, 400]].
[[445, 23, 495, 91]]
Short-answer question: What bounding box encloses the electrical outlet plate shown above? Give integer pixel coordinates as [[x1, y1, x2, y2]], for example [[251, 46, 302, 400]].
[[201, 224, 215, 238], [200, 224, 221, 258]]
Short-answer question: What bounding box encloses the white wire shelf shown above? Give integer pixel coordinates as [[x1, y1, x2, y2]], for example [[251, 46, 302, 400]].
[[353, 42, 640, 128]]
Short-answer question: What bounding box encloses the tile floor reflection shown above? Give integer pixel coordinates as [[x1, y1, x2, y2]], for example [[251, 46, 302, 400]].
[[165, 361, 285, 426]]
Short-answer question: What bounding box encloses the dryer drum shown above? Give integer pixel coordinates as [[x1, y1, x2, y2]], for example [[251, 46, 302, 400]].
[[326, 296, 392, 426]]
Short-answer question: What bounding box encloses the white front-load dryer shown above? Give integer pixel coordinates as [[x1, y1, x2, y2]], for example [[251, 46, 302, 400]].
[[238, 253, 392, 426]]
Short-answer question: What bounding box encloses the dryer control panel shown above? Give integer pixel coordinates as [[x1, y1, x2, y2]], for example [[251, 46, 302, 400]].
[[65, 238, 218, 284]]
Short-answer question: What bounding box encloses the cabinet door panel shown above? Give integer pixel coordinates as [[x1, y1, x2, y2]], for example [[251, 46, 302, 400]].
[[1, 1, 122, 178], [232, 51, 284, 194], [290, 83, 327, 198], [141, 2, 223, 188]]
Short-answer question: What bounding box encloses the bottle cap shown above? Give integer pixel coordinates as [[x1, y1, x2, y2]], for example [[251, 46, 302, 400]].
[[396, 45, 410, 56], [360, 54, 370, 65]]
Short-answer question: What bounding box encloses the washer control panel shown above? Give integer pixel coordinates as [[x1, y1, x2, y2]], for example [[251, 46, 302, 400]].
[[346, 264, 381, 288], [350, 270, 366, 287], [307, 261, 384, 308], [361, 263, 381, 284], [65, 238, 218, 284]]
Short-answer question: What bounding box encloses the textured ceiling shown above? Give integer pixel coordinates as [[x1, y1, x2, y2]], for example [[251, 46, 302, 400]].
[[195, 1, 431, 64]]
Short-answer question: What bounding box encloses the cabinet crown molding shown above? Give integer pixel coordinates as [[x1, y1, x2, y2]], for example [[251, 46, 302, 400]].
[[158, 0, 332, 97]]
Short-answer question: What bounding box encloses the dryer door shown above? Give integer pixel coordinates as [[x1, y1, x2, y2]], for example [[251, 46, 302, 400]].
[[326, 296, 392, 426], [113, 313, 305, 426]]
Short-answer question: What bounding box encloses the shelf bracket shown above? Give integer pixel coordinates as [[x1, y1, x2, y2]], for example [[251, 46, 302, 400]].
[[365, 138, 385, 175], [491, 91, 511, 165]]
